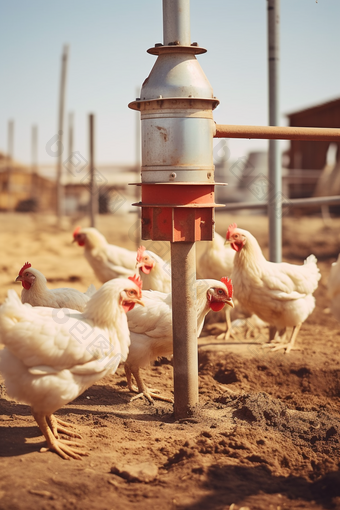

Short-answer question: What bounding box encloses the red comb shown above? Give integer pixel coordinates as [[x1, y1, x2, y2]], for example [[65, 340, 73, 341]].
[[221, 277, 233, 298], [19, 262, 31, 276], [136, 245, 146, 262], [73, 226, 82, 238], [128, 274, 143, 291], [226, 223, 237, 240]]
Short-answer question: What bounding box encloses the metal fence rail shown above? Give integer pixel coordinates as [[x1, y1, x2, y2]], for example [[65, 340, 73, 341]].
[[216, 195, 340, 212]]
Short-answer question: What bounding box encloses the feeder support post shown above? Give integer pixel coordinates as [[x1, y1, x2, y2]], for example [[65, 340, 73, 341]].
[[171, 242, 198, 417], [129, 0, 220, 419]]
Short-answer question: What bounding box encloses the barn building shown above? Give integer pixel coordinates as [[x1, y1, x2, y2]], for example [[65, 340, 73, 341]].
[[287, 97, 340, 198]]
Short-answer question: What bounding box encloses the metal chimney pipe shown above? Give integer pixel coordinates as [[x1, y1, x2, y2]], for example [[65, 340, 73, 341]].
[[163, 0, 191, 46]]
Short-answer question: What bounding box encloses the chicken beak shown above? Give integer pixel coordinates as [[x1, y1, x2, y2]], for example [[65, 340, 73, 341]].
[[135, 298, 145, 307], [136, 262, 143, 268], [15, 275, 23, 282], [225, 297, 234, 308]]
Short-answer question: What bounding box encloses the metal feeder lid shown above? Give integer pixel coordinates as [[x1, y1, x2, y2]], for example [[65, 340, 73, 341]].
[[138, 47, 215, 103]]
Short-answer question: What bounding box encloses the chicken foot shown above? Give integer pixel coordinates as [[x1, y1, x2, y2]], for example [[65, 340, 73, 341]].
[[47, 414, 82, 439], [216, 308, 260, 342], [218, 310, 265, 342], [262, 324, 301, 353], [32, 410, 88, 460], [125, 365, 174, 404]]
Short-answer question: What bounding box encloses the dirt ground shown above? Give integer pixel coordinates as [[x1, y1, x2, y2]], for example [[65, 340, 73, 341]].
[[1, 210, 340, 510]]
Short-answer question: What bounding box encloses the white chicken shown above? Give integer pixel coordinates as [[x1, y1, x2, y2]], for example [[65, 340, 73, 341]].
[[72, 226, 136, 282], [125, 277, 234, 402], [197, 232, 235, 280], [197, 232, 235, 339], [136, 245, 171, 293], [0, 276, 143, 460], [226, 223, 321, 353], [15, 262, 96, 312], [327, 253, 340, 322]]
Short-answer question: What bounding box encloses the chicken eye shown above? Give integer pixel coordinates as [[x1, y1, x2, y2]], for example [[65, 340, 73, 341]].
[[217, 289, 224, 295]]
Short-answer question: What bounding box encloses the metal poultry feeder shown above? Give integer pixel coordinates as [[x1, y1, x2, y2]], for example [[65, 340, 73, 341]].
[[128, 0, 220, 417], [128, 11, 221, 242]]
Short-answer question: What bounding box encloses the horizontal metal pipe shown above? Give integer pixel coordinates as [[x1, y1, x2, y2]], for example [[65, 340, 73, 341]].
[[214, 124, 340, 141], [217, 195, 340, 211]]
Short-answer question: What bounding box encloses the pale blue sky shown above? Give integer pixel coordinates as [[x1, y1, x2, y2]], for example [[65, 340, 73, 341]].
[[1, 0, 339, 167]]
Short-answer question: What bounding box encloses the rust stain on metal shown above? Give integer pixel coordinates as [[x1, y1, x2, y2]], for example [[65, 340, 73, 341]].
[[156, 125, 168, 142]]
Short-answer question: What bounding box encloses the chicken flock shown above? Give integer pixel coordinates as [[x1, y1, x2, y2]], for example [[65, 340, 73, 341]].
[[0, 222, 326, 460]]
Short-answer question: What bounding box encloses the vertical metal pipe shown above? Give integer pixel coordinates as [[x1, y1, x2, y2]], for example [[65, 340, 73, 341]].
[[163, 0, 191, 46], [63, 112, 74, 211], [56, 45, 69, 222], [7, 119, 14, 211], [171, 242, 198, 418], [68, 112, 74, 163], [89, 113, 97, 227], [267, 0, 281, 263]]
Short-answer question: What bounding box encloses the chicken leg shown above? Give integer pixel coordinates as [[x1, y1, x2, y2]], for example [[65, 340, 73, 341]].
[[216, 307, 235, 341], [32, 410, 88, 460], [124, 365, 174, 404]]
